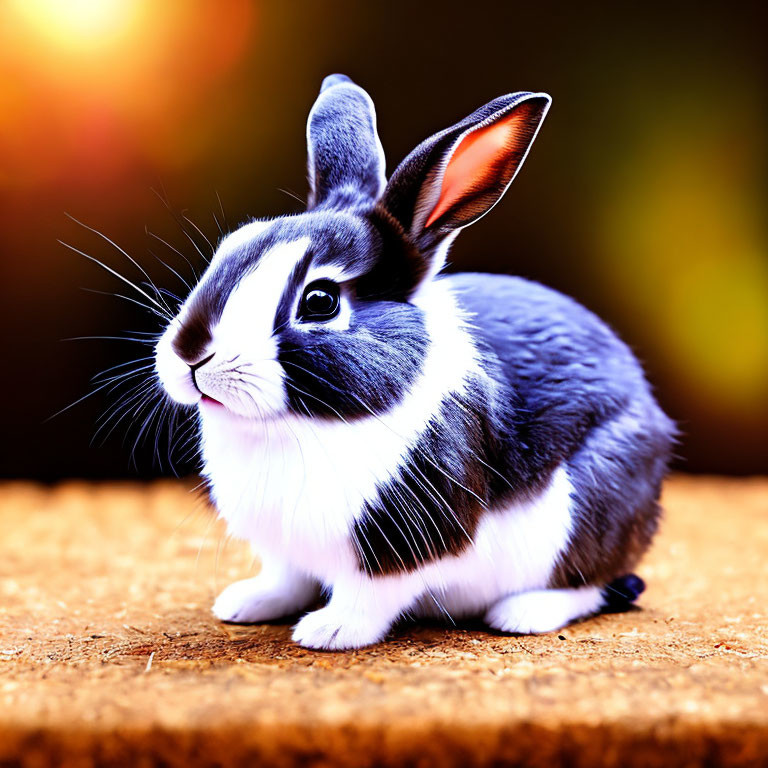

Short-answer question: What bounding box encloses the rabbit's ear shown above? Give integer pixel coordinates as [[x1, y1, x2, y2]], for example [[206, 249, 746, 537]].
[[382, 92, 550, 253], [306, 74, 386, 210]]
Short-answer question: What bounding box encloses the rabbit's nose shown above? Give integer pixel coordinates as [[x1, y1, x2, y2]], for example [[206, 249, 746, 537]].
[[188, 352, 215, 389]]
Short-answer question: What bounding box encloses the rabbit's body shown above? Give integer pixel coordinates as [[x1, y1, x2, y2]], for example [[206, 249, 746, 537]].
[[155, 75, 674, 648]]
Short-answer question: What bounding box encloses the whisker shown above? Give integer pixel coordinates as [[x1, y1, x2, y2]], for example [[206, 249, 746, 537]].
[[169, 411, 200, 470], [64, 214, 173, 317], [62, 237, 172, 318], [79, 287, 170, 322], [154, 285, 182, 308], [130, 392, 167, 469], [89, 356, 154, 380], [151, 187, 210, 264], [277, 187, 306, 206], [94, 381, 155, 435], [151, 396, 175, 473], [282, 376, 349, 423], [145, 228, 200, 282], [45, 377, 131, 423], [93, 363, 155, 387], [94, 371, 156, 419], [182, 212, 214, 256], [64, 335, 155, 345], [148, 248, 194, 294], [117, 329, 161, 337], [92, 380, 159, 447], [215, 189, 229, 232], [212, 209, 223, 237]]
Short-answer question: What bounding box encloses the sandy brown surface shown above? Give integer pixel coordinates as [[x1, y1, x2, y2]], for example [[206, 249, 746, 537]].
[[0, 476, 767, 767]]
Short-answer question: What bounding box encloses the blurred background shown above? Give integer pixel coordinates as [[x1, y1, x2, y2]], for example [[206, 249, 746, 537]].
[[0, 0, 765, 480]]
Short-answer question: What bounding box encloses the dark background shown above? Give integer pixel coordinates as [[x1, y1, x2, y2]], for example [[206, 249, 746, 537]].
[[1, 0, 766, 480]]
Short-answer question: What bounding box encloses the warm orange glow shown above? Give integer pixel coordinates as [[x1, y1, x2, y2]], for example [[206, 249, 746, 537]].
[[9, 0, 144, 51], [0, 0, 255, 190]]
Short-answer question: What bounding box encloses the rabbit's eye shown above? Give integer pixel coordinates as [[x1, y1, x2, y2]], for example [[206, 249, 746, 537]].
[[298, 279, 340, 322]]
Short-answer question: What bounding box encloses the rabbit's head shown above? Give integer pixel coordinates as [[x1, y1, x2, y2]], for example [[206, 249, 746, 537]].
[[155, 74, 550, 422]]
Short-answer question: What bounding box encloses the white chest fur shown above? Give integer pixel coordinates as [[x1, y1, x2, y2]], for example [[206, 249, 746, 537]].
[[201, 410, 412, 578], [201, 279, 483, 582]]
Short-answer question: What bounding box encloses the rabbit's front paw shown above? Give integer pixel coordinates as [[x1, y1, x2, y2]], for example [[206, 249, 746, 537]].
[[213, 576, 312, 624], [292, 606, 387, 650]]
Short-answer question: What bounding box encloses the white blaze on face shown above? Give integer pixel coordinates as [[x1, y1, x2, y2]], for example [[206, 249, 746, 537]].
[[214, 236, 312, 350], [196, 236, 312, 418], [212, 219, 274, 265], [155, 234, 311, 419]]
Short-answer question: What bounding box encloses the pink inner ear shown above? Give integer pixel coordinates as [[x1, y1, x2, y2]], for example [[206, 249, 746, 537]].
[[425, 107, 534, 228]]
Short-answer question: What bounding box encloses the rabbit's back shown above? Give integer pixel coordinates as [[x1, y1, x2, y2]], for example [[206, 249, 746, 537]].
[[448, 271, 665, 458], [447, 271, 675, 584]]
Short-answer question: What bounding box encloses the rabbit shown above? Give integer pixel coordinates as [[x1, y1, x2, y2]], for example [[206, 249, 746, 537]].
[[154, 73, 675, 650]]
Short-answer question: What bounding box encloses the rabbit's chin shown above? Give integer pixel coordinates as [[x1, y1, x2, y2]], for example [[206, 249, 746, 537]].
[[197, 395, 287, 430]]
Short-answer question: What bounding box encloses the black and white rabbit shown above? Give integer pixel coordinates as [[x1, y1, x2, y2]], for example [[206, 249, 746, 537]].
[[155, 74, 674, 649]]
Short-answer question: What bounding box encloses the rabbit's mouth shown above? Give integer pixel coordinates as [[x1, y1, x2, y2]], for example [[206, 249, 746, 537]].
[[196, 387, 287, 425]]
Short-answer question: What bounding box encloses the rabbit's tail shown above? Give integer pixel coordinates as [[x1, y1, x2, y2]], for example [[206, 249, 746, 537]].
[[601, 573, 646, 613]]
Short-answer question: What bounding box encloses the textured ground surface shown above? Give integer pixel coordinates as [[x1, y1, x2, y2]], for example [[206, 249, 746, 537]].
[[0, 476, 767, 767]]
